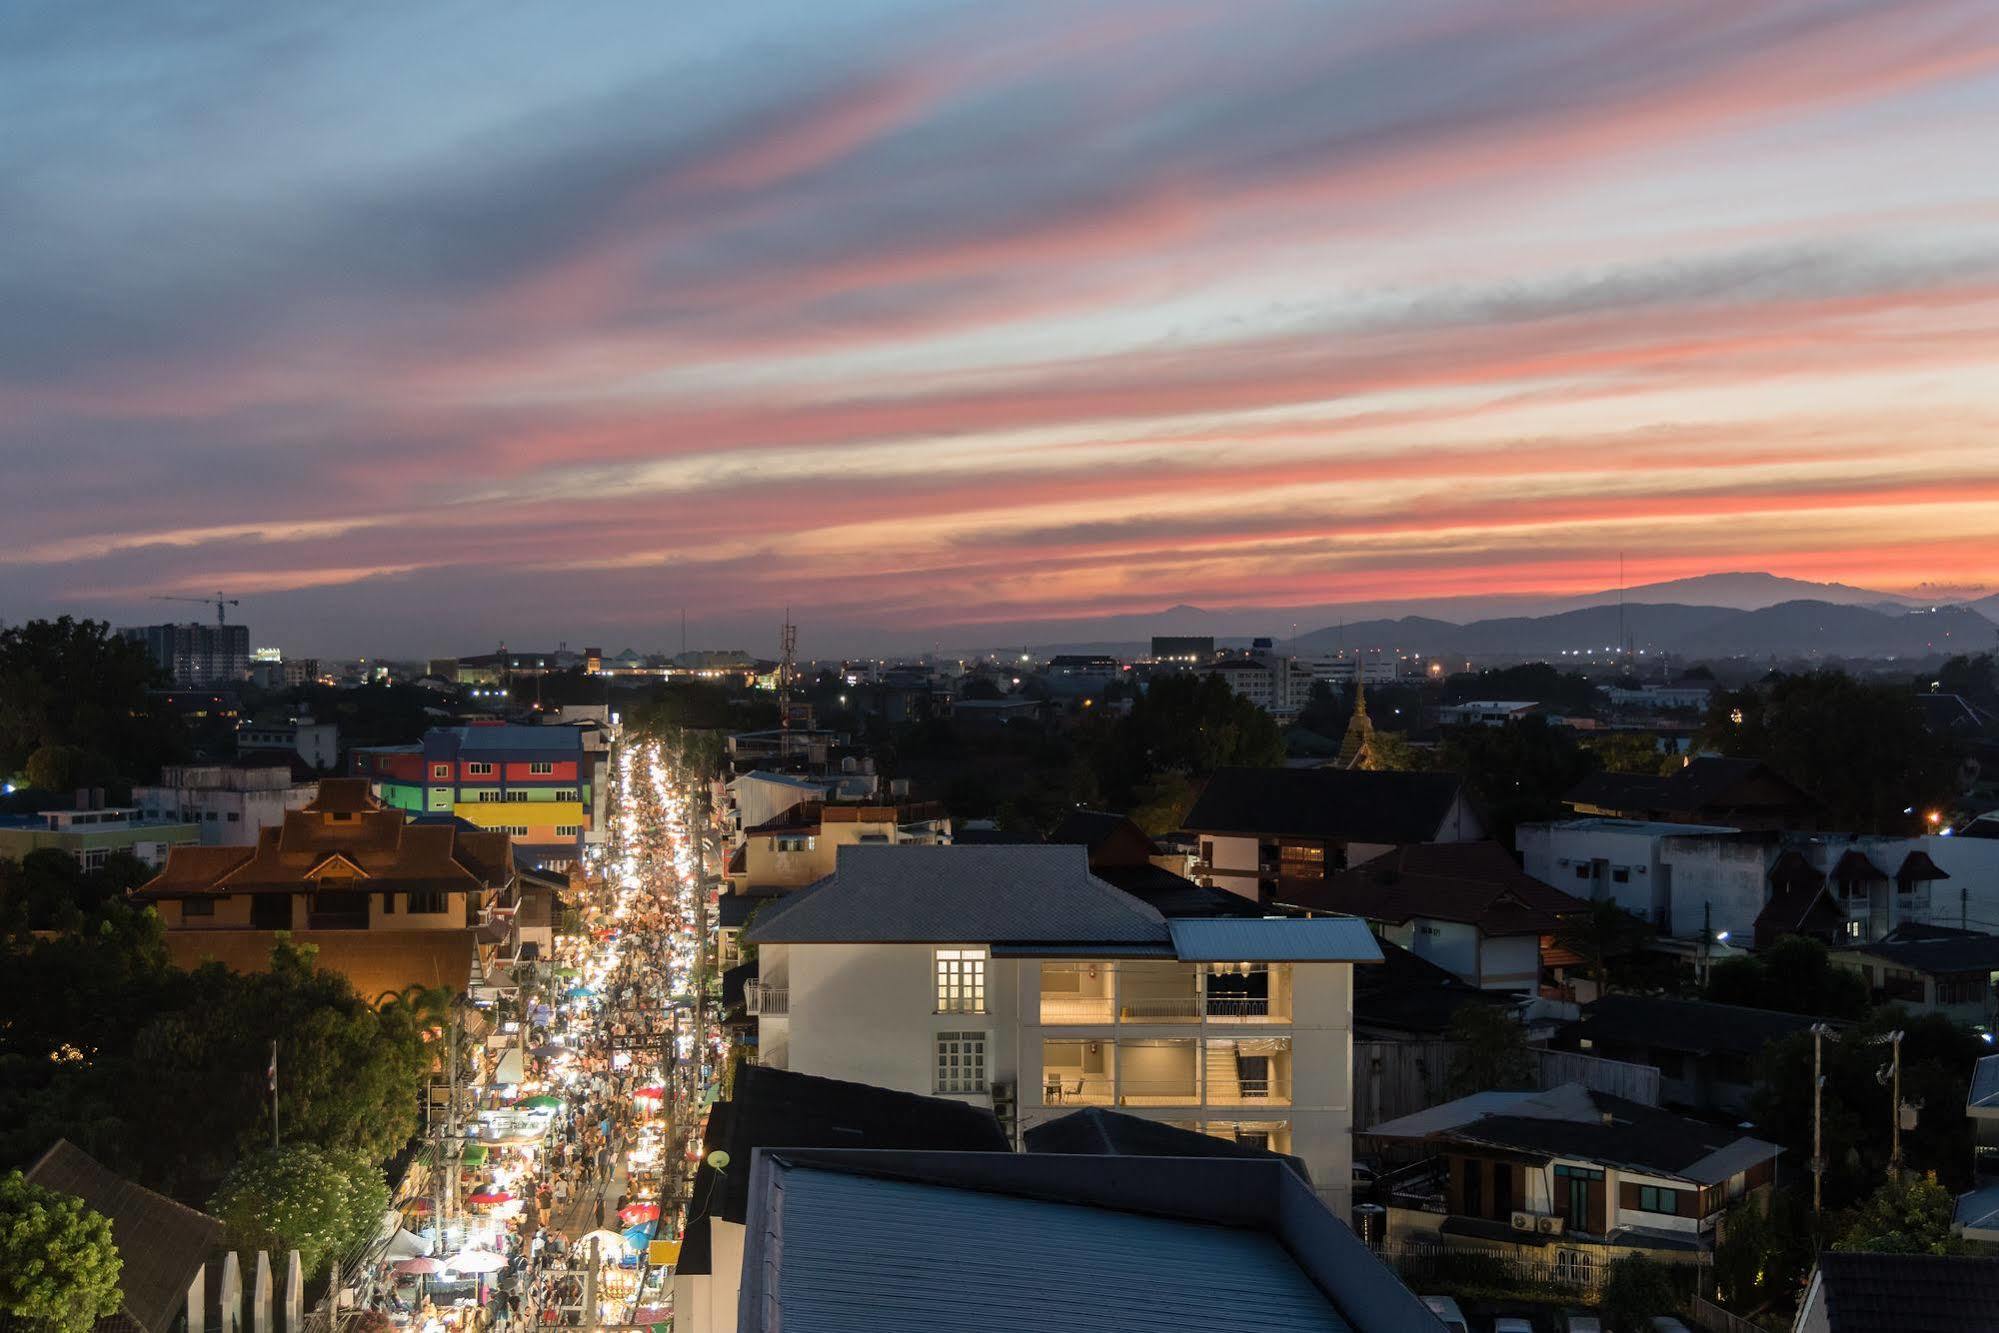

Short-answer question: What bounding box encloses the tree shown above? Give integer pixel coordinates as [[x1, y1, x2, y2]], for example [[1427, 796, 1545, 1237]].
[[1698, 672, 1955, 832], [0, 1169, 123, 1333], [1581, 732, 1672, 776], [1598, 1252, 1681, 1332], [1434, 716, 1594, 844], [0, 617, 187, 782], [1126, 772, 1196, 838], [1703, 936, 1869, 1019], [209, 1146, 389, 1281], [1444, 1003, 1534, 1096], [1834, 1172, 1968, 1255], [1554, 899, 1651, 997], [1934, 653, 1997, 708], [1081, 673, 1283, 817], [1360, 730, 1424, 772]]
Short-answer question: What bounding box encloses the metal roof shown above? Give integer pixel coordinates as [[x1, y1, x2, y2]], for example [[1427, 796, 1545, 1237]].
[[744, 844, 1169, 946], [751, 1165, 1353, 1332], [1970, 1054, 1999, 1114], [1167, 916, 1383, 963]]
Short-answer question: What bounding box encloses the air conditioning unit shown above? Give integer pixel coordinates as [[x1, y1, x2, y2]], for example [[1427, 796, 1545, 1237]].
[[1536, 1215, 1566, 1236], [1510, 1211, 1535, 1232]]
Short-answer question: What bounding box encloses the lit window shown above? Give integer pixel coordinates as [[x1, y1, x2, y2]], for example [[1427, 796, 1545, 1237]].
[[936, 949, 987, 1013], [433, 764, 450, 779], [1637, 1186, 1680, 1215], [935, 1031, 987, 1094]]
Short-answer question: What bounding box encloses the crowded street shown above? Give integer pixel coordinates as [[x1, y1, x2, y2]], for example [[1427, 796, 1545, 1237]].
[[374, 732, 723, 1330]]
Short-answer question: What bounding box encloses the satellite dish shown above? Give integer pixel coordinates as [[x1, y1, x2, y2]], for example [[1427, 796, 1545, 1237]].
[[707, 1150, 731, 1170]]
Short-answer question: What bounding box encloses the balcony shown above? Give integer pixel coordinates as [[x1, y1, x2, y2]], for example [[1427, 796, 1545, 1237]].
[[1039, 1037, 1292, 1109], [745, 982, 788, 1015], [1037, 961, 1290, 1025]]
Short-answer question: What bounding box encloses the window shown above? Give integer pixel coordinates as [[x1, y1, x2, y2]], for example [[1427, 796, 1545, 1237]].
[[1611, 867, 1630, 883], [555, 825, 581, 838], [1575, 865, 1592, 881], [1200, 840, 1214, 865], [408, 891, 447, 914], [1461, 1158, 1482, 1216], [467, 762, 495, 776], [227, 811, 241, 822], [204, 811, 218, 821], [1554, 1250, 1595, 1285], [529, 761, 554, 775], [935, 1032, 987, 1094], [1938, 975, 1986, 1006], [556, 790, 578, 802], [383, 893, 396, 915], [183, 897, 215, 918], [936, 949, 987, 1013], [1637, 1185, 1680, 1215], [774, 835, 816, 853], [433, 764, 450, 779], [505, 791, 528, 803], [81, 849, 108, 871], [509, 826, 530, 837]]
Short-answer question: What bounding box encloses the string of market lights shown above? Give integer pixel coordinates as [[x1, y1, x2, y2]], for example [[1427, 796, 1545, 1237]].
[[382, 733, 724, 1330]]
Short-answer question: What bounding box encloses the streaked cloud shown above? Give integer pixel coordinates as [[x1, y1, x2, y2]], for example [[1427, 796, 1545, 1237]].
[[3, 0, 1998, 653]]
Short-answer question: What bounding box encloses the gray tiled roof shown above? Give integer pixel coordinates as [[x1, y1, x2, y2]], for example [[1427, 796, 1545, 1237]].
[[743, 844, 1169, 945], [25, 1141, 225, 1333], [1166, 917, 1382, 962], [1814, 1251, 1999, 1331]]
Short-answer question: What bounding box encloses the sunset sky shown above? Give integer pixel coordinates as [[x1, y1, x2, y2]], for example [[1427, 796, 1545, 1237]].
[[5, 0, 1999, 655]]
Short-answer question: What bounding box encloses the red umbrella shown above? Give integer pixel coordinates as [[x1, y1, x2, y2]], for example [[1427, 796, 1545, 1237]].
[[618, 1202, 660, 1224], [634, 1085, 665, 1100], [393, 1257, 443, 1275], [465, 1189, 513, 1206]]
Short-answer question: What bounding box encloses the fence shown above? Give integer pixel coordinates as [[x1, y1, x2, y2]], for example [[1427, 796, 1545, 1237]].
[[1377, 1240, 1609, 1296], [1690, 1296, 1768, 1333]]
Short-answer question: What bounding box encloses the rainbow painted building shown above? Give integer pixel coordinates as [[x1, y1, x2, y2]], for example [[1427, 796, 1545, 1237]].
[[352, 723, 599, 868]]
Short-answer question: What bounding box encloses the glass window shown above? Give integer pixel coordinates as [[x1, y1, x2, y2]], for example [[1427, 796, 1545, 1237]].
[[935, 1031, 987, 1094], [433, 764, 450, 779], [529, 762, 554, 775], [936, 949, 987, 1013], [183, 897, 215, 918], [408, 891, 447, 914], [467, 762, 495, 776], [1638, 1185, 1680, 1215]]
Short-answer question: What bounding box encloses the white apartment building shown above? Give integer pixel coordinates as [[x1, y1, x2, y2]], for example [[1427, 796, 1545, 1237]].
[[744, 844, 1381, 1213], [236, 717, 339, 771], [1298, 656, 1399, 686], [134, 761, 318, 846]]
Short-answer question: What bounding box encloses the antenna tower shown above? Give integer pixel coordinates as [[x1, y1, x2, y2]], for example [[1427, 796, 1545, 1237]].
[[778, 611, 797, 756]]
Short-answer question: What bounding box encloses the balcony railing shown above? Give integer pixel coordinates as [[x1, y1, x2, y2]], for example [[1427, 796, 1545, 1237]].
[[745, 983, 788, 1015], [1038, 994, 1286, 1025]]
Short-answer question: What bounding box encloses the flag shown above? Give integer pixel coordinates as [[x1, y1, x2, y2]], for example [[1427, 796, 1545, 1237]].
[[268, 1042, 278, 1093]]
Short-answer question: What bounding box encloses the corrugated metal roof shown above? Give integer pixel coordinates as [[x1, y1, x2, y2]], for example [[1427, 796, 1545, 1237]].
[[1971, 1054, 1999, 1112], [744, 845, 1169, 946], [759, 1165, 1351, 1332], [1167, 916, 1382, 963], [444, 724, 581, 751]]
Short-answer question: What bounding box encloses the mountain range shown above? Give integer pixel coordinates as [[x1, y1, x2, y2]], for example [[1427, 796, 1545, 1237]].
[[935, 573, 1999, 661]]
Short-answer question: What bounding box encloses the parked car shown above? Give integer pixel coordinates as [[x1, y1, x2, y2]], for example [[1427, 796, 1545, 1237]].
[[1648, 1319, 1692, 1333], [1492, 1318, 1535, 1333], [1421, 1295, 1469, 1332], [1561, 1315, 1602, 1333]]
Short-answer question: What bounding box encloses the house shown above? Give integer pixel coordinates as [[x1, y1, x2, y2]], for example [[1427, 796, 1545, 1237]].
[[1352, 939, 1508, 1040], [1794, 1251, 1999, 1332], [672, 1064, 1009, 1333], [1554, 995, 1826, 1116], [1364, 1083, 1781, 1263], [236, 713, 339, 771], [25, 1139, 227, 1333], [726, 770, 835, 840], [1829, 922, 1999, 1026], [1183, 766, 1484, 904], [0, 799, 198, 872], [1045, 808, 1266, 918], [732, 1148, 1443, 1333], [133, 758, 318, 846], [351, 723, 601, 869], [1279, 841, 1586, 992], [132, 778, 518, 1001], [1563, 756, 1818, 829], [742, 843, 1382, 1210], [1437, 700, 1541, 727]]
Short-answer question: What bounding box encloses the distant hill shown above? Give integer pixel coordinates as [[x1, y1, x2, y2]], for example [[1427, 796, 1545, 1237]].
[[1546, 571, 1923, 613], [1287, 599, 1997, 661]]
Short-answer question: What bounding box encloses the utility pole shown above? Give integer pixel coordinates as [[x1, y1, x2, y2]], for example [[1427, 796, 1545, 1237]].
[[1886, 1029, 1906, 1177], [270, 1040, 280, 1151], [1811, 1023, 1834, 1216], [777, 612, 797, 759]]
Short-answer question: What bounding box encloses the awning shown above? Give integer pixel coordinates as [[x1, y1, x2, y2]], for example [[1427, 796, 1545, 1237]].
[[385, 1228, 434, 1261]]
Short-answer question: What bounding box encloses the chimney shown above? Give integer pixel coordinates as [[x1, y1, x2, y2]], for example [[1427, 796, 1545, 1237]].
[[92, 787, 106, 810]]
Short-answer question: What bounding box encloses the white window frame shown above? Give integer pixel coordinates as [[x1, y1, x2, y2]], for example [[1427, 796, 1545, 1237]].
[[935, 948, 988, 1014], [466, 761, 495, 777], [935, 1031, 988, 1095], [529, 761, 554, 775]]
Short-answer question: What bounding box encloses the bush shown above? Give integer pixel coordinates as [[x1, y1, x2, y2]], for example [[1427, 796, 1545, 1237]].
[[0, 1170, 123, 1333], [1600, 1253, 1681, 1332]]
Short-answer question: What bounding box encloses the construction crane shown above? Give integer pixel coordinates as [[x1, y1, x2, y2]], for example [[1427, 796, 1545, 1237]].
[[151, 591, 240, 625]]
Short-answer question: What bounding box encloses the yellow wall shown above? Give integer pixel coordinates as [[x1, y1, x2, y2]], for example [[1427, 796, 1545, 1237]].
[[453, 801, 585, 831]]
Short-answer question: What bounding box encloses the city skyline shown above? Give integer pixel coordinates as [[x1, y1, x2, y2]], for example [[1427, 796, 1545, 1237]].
[[6, 1, 1999, 655]]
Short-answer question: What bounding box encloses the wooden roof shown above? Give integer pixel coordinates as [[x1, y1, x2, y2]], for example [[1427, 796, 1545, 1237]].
[[163, 928, 480, 998]]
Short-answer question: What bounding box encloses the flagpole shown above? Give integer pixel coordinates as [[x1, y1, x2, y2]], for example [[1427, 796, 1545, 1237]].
[[270, 1039, 281, 1152]]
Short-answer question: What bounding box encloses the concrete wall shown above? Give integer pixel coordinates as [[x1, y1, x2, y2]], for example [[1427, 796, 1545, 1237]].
[[1385, 917, 1480, 984], [1479, 934, 1540, 991], [671, 1219, 746, 1333]]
